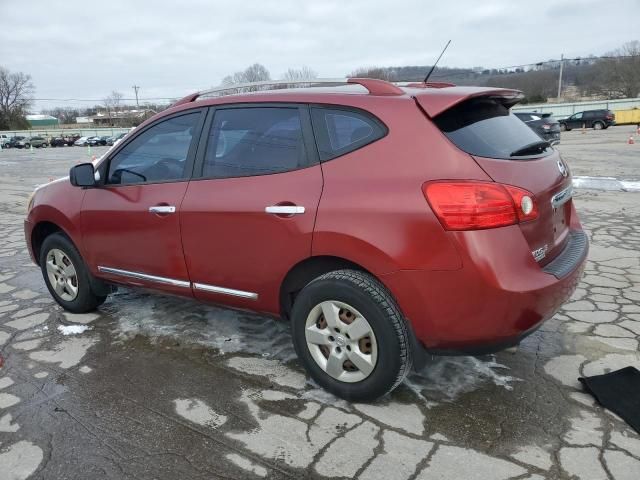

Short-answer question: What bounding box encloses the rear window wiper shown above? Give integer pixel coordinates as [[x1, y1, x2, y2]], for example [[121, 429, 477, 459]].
[[510, 141, 550, 157]]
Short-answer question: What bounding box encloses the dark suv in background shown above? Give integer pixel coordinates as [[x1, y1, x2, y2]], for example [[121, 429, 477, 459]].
[[559, 109, 615, 131], [514, 112, 561, 145]]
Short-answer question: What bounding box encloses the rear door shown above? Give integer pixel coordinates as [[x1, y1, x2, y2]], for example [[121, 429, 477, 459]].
[[430, 96, 574, 264], [180, 104, 323, 313]]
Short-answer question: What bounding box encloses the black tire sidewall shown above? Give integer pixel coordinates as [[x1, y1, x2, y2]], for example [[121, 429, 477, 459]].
[[291, 275, 405, 401], [40, 233, 104, 313]]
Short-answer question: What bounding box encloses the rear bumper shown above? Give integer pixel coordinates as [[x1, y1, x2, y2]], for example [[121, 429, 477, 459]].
[[381, 226, 588, 353]]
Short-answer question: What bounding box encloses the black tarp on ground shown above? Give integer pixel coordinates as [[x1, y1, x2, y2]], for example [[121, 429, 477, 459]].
[[580, 366, 640, 434]]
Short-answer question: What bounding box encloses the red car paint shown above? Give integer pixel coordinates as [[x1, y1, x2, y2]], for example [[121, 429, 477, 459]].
[[25, 81, 587, 353]]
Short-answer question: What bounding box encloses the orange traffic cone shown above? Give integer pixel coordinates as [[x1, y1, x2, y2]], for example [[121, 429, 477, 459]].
[[629, 136, 635, 145]]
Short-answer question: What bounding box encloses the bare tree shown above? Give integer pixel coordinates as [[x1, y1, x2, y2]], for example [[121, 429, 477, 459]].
[[596, 41, 640, 98], [219, 64, 271, 93], [0, 66, 34, 129], [102, 90, 125, 125], [243, 63, 271, 83], [283, 66, 318, 82], [348, 66, 393, 81]]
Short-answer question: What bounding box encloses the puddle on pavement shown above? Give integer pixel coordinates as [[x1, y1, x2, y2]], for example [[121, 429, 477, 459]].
[[103, 289, 521, 403]]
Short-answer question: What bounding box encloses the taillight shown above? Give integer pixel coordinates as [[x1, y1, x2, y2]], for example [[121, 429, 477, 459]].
[[423, 181, 538, 231], [542, 124, 551, 130]]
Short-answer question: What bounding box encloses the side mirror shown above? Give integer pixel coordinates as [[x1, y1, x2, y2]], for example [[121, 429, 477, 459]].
[[69, 163, 96, 187]]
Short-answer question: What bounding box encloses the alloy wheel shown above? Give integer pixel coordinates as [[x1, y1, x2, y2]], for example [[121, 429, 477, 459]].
[[45, 248, 79, 301], [305, 300, 378, 383]]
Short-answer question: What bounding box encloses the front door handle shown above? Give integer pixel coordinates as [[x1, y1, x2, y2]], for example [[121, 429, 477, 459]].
[[149, 205, 176, 214], [265, 205, 305, 215]]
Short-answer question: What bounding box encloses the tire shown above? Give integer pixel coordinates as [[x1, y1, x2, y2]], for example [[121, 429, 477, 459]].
[[290, 269, 412, 401], [594, 121, 604, 130], [560, 123, 568, 132], [40, 233, 107, 313]]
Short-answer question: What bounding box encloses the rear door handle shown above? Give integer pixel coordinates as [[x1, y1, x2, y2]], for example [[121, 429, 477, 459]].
[[265, 205, 305, 215], [149, 205, 176, 214]]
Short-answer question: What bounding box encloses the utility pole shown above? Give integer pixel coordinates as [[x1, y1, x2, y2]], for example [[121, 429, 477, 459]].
[[557, 54, 564, 101], [132, 85, 140, 108]]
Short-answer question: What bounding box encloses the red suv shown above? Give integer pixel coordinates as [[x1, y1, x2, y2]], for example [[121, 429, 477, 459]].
[[24, 78, 588, 400]]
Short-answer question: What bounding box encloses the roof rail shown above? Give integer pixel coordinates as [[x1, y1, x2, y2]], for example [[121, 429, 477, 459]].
[[171, 77, 404, 107], [402, 82, 456, 89]]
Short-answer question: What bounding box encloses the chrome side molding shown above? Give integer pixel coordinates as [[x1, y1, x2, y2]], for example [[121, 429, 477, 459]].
[[97, 266, 258, 300], [193, 282, 258, 300], [97, 266, 191, 288]]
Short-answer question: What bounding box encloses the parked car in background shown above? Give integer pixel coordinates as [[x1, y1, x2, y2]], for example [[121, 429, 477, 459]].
[[559, 109, 616, 131], [106, 132, 127, 146], [25, 78, 588, 401], [514, 112, 561, 145], [66, 134, 81, 146], [74, 136, 90, 146], [50, 137, 67, 147], [28, 136, 48, 148], [87, 136, 107, 146], [8, 136, 27, 148], [51, 134, 82, 147]]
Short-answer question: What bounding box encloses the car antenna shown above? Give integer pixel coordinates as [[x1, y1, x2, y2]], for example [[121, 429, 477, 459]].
[[423, 40, 452, 83]]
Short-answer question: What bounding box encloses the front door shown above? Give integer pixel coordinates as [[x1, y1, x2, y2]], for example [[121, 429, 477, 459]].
[[180, 105, 323, 313], [568, 112, 583, 129], [82, 109, 205, 295]]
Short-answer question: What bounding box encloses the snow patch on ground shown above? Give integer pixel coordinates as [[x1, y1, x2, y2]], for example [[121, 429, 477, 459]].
[[57, 324, 91, 336], [573, 176, 640, 192], [173, 398, 227, 429]]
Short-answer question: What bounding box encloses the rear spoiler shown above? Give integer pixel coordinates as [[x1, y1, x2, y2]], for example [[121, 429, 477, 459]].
[[412, 87, 524, 118]]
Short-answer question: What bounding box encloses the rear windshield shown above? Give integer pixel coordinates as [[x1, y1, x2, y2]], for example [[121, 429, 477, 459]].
[[434, 98, 552, 160]]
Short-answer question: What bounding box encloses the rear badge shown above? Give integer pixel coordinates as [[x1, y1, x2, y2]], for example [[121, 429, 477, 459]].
[[532, 244, 548, 262], [557, 159, 568, 177]]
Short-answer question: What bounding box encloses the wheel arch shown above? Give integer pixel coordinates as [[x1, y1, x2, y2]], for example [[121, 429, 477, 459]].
[[31, 220, 73, 266], [279, 255, 374, 320]]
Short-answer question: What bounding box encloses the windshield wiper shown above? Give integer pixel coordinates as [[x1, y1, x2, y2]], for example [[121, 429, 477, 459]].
[[510, 140, 550, 157]]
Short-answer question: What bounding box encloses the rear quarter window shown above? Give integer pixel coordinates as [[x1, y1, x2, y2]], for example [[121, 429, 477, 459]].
[[311, 107, 387, 161], [434, 98, 552, 160]]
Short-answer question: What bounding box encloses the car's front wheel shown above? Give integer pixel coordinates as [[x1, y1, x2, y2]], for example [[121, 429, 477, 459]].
[[291, 269, 412, 401], [40, 233, 107, 313]]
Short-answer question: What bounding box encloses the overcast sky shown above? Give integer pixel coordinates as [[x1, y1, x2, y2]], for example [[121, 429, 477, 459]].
[[0, 0, 637, 111]]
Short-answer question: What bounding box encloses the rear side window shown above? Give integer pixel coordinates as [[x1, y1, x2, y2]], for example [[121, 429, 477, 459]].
[[311, 107, 386, 161], [202, 107, 307, 178], [434, 99, 552, 160]]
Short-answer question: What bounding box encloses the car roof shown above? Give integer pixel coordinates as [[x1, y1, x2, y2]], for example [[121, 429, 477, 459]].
[[154, 79, 522, 125]]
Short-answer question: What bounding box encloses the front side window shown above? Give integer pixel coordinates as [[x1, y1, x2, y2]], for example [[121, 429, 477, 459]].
[[311, 107, 386, 161], [107, 112, 200, 185], [202, 107, 307, 178], [571, 112, 583, 120]]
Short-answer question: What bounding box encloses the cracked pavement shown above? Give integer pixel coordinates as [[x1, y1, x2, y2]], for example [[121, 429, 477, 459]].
[[1, 127, 639, 479]]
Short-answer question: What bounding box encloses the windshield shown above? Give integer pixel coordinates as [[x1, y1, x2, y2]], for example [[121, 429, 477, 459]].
[[434, 98, 552, 160]]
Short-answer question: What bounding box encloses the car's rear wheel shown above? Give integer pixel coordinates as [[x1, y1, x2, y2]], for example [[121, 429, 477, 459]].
[[594, 121, 604, 130], [40, 233, 107, 313], [291, 269, 411, 401]]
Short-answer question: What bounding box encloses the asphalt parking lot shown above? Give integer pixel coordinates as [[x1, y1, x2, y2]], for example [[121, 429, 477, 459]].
[[1, 126, 639, 479]]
